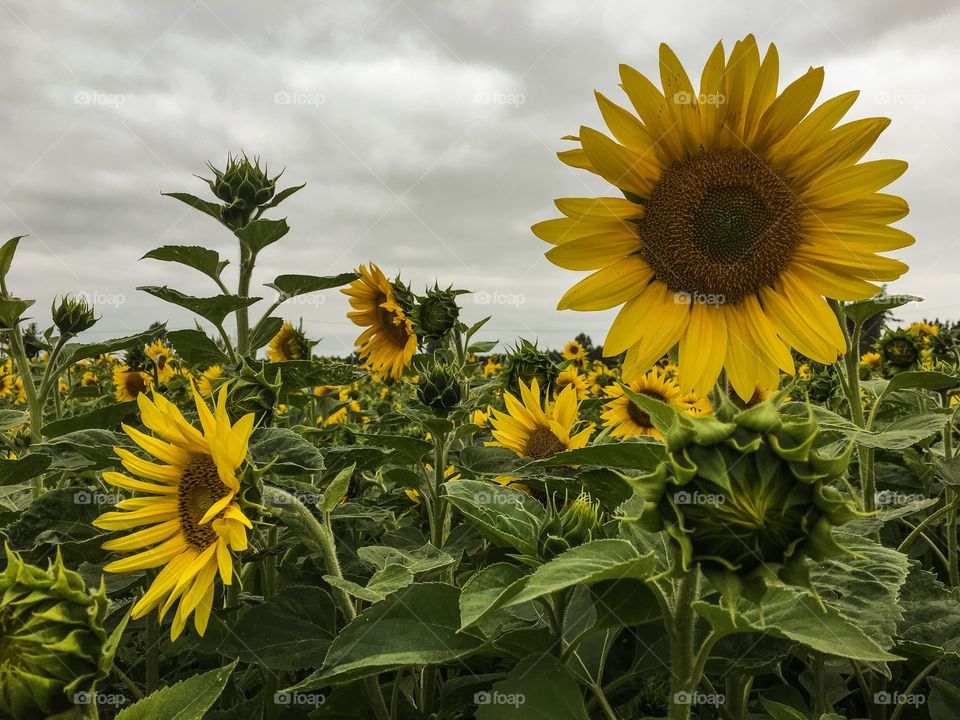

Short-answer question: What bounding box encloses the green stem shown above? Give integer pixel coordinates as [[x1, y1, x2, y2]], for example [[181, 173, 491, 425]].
[[261, 526, 280, 720], [235, 247, 255, 357], [5, 327, 43, 493], [591, 683, 619, 720], [667, 571, 699, 720], [942, 397, 958, 586], [898, 500, 959, 553]]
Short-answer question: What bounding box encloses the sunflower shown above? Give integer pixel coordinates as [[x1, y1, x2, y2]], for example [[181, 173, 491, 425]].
[[534, 35, 912, 400], [860, 351, 881, 370], [92, 385, 254, 640], [563, 340, 586, 362], [267, 322, 310, 362], [487, 378, 592, 460], [601, 366, 687, 439], [556, 366, 589, 400], [197, 365, 223, 397], [113, 365, 153, 402], [342, 263, 418, 380], [483, 357, 502, 378], [145, 339, 176, 383]]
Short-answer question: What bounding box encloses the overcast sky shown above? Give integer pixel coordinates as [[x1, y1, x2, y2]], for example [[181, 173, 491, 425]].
[[1, 0, 957, 357]]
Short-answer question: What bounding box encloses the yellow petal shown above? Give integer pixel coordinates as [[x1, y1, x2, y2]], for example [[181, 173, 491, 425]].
[[557, 255, 654, 311], [545, 231, 641, 270]]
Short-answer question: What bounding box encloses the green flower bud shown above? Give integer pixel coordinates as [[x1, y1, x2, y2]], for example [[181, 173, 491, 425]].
[[625, 397, 861, 602], [51, 295, 98, 336], [415, 285, 463, 342], [416, 365, 462, 416], [227, 360, 280, 426], [0, 547, 109, 719], [877, 328, 921, 375], [538, 493, 602, 560], [204, 153, 281, 229], [503, 340, 558, 394]]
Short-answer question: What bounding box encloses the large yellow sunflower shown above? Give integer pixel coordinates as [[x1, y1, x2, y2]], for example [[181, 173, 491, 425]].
[[601, 366, 689, 439], [487, 379, 592, 460], [93, 385, 254, 640], [342, 263, 418, 380], [534, 35, 912, 399]]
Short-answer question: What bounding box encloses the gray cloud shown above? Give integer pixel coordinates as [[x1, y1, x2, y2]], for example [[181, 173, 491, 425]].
[[1, 0, 956, 357]]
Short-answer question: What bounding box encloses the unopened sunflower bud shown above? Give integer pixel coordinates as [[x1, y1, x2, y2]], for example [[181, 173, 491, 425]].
[[205, 153, 281, 229], [503, 339, 558, 394], [227, 360, 280, 426], [51, 295, 97, 336], [538, 492, 602, 560], [415, 285, 462, 342], [416, 365, 462, 415], [0, 547, 109, 719]]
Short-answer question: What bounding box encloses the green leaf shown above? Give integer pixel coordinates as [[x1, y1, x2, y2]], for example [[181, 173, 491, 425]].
[[43, 401, 137, 438], [357, 543, 454, 575], [142, 245, 228, 282], [0, 297, 34, 328], [115, 660, 237, 720], [321, 462, 354, 512], [324, 564, 414, 603], [898, 568, 960, 659], [291, 583, 484, 688], [0, 236, 25, 281], [443, 479, 544, 556], [0, 454, 51, 485], [695, 585, 901, 661], [759, 697, 808, 720], [844, 294, 921, 325], [138, 286, 260, 327], [0, 409, 28, 431], [475, 653, 589, 720], [266, 272, 359, 300], [621, 384, 678, 435], [459, 562, 528, 631], [161, 192, 224, 224], [248, 316, 284, 352], [218, 587, 333, 670], [60, 326, 165, 367], [504, 540, 656, 608], [260, 183, 305, 212], [468, 340, 497, 353], [456, 446, 518, 475], [522, 440, 666, 470], [166, 329, 228, 367], [260, 360, 363, 391], [358, 433, 431, 462], [249, 427, 324, 475], [235, 218, 289, 255]]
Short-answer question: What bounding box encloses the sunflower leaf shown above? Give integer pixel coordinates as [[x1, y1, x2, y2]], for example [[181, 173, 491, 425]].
[[142, 245, 229, 283], [843, 294, 921, 326], [115, 660, 237, 720], [161, 192, 225, 225], [475, 652, 590, 720], [265, 272, 359, 300], [165, 328, 228, 367], [58, 325, 166, 368], [621, 384, 680, 435], [0, 235, 25, 281], [443, 479, 544, 557], [234, 218, 289, 255], [249, 427, 325, 475], [137, 286, 260, 327], [43, 401, 137, 438], [521, 439, 666, 470]]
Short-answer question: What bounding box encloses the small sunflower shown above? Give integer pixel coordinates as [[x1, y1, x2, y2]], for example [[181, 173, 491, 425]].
[[487, 379, 592, 460], [860, 351, 881, 370], [563, 340, 586, 362], [93, 385, 254, 640], [601, 366, 686, 439], [267, 322, 311, 362], [145, 339, 176, 383], [535, 35, 912, 400], [342, 263, 418, 380], [197, 365, 223, 397], [483, 357, 502, 378], [113, 365, 153, 402], [556, 366, 589, 400]]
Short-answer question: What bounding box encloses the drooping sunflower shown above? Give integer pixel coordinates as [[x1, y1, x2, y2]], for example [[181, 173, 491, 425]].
[[534, 35, 912, 399], [342, 263, 418, 380], [267, 322, 311, 362], [487, 379, 592, 460], [112, 364, 153, 402], [601, 366, 687, 439], [93, 385, 254, 640]]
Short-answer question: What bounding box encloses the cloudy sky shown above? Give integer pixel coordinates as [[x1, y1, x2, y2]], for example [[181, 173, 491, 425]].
[[1, 0, 957, 357]]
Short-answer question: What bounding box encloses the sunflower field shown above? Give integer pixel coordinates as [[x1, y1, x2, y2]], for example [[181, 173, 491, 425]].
[[2, 34, 958, 720]]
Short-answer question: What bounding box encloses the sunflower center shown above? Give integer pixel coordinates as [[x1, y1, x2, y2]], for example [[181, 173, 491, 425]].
[[626, 390, 665, 428], [123, 372, 147, 396], [377, 301, 411, 348], [637, 149, 800, 303], [178, 454, 230, 550], [525, 427, 566, 460]]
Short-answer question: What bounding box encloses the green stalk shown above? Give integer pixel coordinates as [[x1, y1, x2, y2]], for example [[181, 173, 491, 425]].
[[6, 327, 43, 494], [942, 394, 958, 586], [261, 526, 280, 720], [235, 246, 255, 357], [667, 571, 699, 720]]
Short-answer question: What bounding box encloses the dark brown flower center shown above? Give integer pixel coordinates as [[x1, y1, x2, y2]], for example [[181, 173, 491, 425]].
[[636, 149, 800, 303], [122, 372, 147, 396], [525, 427, 566, 460], [626, 390, 666, 427], [377, 298, 411, 348], [178, 454, 230, 550]]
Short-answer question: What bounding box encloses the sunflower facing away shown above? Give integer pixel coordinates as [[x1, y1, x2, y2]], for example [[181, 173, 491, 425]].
[[602, 366, 708, 439], [487, 378, 592, 460], [342, 263, 418, 380], [267, 322, 311, 362], [93, 385, 254, 640], [533, 35, 912, 399]]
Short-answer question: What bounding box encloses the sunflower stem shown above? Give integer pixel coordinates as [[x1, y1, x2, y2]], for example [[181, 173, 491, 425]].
[[942, 392, 958, 586], [4, 325, 43, 493], [235, 246, 254, 357], [666, 570, 699, 720]]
